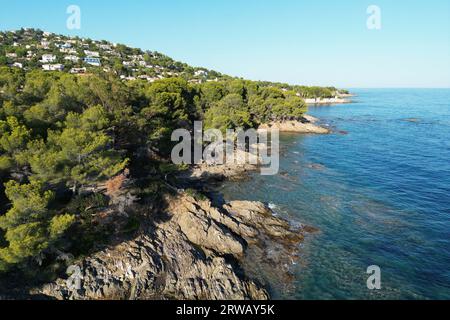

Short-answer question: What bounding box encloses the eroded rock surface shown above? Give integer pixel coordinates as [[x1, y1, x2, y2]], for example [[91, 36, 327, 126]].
[[38, 193, 308, 300]]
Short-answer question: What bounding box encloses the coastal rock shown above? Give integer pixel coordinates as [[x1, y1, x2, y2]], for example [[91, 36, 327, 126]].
[[181, 148, 262, 183], [186, 163, 256, 183], [38, 194, 306, 300], [303, 114, 319, 123], [304, 97, 352, 105], [258, 118, 330, 134]]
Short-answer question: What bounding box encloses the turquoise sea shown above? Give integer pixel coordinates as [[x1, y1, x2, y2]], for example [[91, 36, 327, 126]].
[[219, 89, 450, 299]]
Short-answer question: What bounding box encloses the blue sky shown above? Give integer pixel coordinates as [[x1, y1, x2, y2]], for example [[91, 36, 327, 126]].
[[0, 0, 449, 88]]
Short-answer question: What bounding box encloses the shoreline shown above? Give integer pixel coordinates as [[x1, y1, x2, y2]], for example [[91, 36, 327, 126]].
[[38, 191, 311, 300], [258, 115, 331, 134], [33, 114, 329, 300]]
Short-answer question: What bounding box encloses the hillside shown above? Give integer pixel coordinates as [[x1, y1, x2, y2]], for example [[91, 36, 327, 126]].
[[0, 28, 347, 98]]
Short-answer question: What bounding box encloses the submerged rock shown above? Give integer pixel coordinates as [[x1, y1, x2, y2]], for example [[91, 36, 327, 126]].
[[403, 118, 421, 123], [306, 163, 326, 170], [38, 193, 307, 300]]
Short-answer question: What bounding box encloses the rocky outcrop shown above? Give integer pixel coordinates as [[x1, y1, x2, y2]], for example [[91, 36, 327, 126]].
[[259, 116, 330, 134], [179, 148, 263, 183], [38, 193, 309, 300], [304, 96, 352, 105]]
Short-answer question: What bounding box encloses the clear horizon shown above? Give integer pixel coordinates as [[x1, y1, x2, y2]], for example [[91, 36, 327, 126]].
[[1, 0, 449, 88]]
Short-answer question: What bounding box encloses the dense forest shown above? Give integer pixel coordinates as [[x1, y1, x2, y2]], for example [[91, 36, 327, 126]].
[[0, 30, 344, 285]]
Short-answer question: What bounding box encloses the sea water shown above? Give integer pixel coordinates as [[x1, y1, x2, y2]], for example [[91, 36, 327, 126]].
[[219, 89, 450, 299]]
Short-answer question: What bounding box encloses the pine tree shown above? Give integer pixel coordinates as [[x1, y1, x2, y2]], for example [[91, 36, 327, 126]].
[[29, 106, 128, 194], [0, 180, 74, 270], [0, 116, 31, 171]]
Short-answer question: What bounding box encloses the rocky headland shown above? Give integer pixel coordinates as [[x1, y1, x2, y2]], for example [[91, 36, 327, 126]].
[[38, 193, 314, 300], [35, 114, 326, 301]]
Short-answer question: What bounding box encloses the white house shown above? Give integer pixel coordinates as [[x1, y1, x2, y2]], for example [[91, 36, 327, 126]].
[[194, 70, 208, 77], [12, 62, 23, 69], [130, 54, 144, 61], [99, 44, 112, 50], [42, 64, 64, 71], [41, 54, 56, 63], [60, 48, 77, 54], [122, 61, 134, 67], [6, 53, 17, 58], [84, 50, 100, 57], [64, 55, 79, 62]]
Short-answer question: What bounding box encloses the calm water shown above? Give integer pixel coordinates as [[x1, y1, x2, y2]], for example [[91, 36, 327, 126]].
[[219, 89, 450, 299]]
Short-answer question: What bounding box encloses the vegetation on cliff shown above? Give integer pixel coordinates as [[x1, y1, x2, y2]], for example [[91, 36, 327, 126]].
[[0, 30, 340, 282]]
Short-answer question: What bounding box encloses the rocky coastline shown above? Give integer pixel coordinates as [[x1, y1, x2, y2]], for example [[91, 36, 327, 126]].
[[259, 115, 330, 134], [34, 114, 328, 301], [38, 193, 315, 300]]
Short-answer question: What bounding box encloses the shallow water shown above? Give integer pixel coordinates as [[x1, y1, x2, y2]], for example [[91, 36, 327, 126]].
[[218, 89, 450, 299]]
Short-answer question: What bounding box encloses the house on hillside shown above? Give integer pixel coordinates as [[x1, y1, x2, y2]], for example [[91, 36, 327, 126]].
[[122, 61, 134, 67], [99, 44, 112, 50], [55, 43, 72, 49], [83, 57, 101, 66], [194, 70, 208, 77], [60, 48, 77, 54], [42, 64, 64, 71], [84, 50, 100, 57], [120, 75, 136, 81], [64, 55, 79, 62], [41, 54, 56, 63], [130, 54, 144, 61]]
